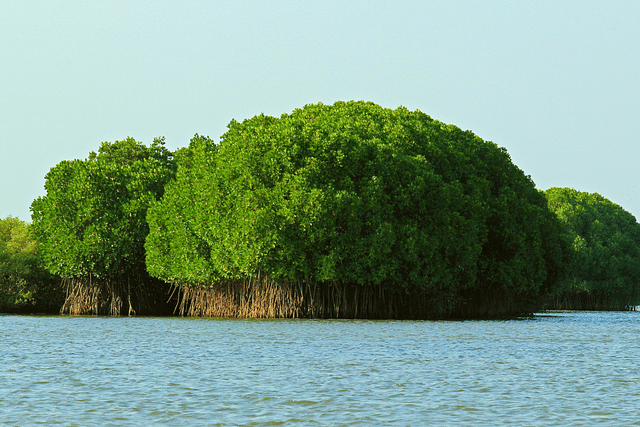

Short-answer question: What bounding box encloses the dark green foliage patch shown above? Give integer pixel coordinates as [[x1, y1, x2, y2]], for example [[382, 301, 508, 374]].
[[545, 187, 640, 309]]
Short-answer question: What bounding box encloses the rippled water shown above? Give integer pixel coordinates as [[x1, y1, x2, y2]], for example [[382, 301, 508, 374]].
[[1, 312, 639, 426]]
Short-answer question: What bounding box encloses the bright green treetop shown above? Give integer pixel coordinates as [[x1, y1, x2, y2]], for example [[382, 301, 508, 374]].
[[31, 137, 176, 281]]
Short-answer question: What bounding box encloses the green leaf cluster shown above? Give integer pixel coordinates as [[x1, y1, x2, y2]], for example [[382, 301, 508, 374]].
[[30, 137, 176, 282], [146, 101, 568, 303], [545, 187, 640, 307], [0, 216, 62, 312]]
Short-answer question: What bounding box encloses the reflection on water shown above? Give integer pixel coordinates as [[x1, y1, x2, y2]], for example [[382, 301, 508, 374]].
[[1, 312, 639, 426]]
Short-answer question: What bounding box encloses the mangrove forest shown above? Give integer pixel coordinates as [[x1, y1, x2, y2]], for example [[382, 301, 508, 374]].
[[4, 101, 638, 318]]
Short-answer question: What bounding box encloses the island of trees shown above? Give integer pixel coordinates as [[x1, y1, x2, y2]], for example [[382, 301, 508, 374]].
[[2, 101, 639, 317]]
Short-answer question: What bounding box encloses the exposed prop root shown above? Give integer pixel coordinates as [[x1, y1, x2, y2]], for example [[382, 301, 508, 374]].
[[60, 276, 170, 316], [546, 289, 636, 311], [57, 275, 539, 318], [171, 277, 532, 319]]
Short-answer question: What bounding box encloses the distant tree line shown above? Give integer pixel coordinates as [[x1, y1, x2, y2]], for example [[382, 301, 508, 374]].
[[2, 101, 637, 317], [0, 216, 62, 313]]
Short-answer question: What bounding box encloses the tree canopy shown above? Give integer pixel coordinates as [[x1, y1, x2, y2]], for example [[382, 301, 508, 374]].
[[146, 101, 569, 316], [545, 187, 640, 309], [30, 137, 176, 314]]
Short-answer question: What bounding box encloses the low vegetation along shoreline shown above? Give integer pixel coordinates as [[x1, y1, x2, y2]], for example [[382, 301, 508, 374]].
[[3, 101, 640, 318]]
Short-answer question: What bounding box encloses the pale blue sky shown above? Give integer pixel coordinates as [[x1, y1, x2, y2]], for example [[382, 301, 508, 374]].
[[2, 0, 639, 222]]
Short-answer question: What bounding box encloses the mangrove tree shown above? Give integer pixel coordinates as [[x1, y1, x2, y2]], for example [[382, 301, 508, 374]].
[[31, 137, 176, 315], [146, 101, 569, 319], [545, 187, 640, 310]]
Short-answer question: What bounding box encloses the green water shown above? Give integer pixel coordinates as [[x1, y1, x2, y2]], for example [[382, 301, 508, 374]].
[[1, 312, 639, 426]]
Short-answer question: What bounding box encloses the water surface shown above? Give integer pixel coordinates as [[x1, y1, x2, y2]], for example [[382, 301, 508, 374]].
[[1, 312, 639, 426]]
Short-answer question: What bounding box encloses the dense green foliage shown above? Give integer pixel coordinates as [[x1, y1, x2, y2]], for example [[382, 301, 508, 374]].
[[146, 101, 569, 316], [30, 137, 176, 314], [545, 187, 640, 309], [0, 216, 62, 312]]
